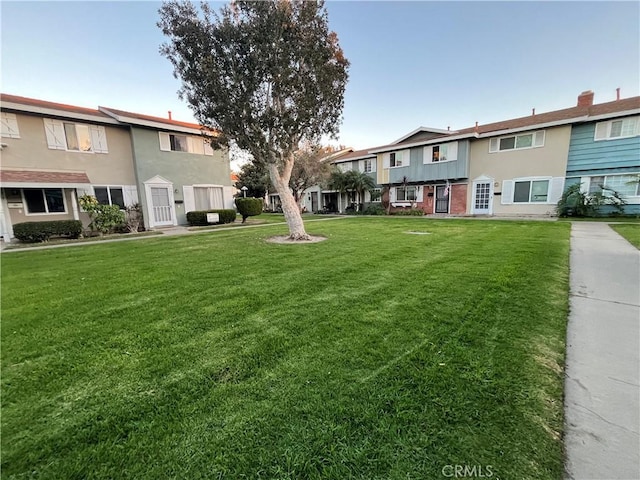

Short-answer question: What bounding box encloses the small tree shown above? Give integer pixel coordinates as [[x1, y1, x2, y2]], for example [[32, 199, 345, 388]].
[[557, 183, 627, 217], [289, 145, 333, 211], [235, 161, 270, 199], [78, 194, 125, 234], [158, 0, 349, 240], [235, 197, 263, 223]]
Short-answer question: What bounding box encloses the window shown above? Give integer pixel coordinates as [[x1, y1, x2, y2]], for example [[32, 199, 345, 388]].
[[363, 159, 372, 173], [371, 188, 381, 202], [43, 119, 108, 153], [94, 187, 125, 209], [595, 116, 640, 140], [169, 134, 189, 152], [396, 186, 416, 202], [424, 142, 458, 164], [1, 112, 20, 138], [513, 180, 549, 203], [390, 152, 403, 167], [590, 175, 640, 197], [158, 132, 214, 155], [194, 186, 224, 210], [489, 131, 545, 152], [23, 188, 66, 214]]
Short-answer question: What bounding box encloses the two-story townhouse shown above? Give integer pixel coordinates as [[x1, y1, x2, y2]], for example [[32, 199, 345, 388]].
[[326, 148, 379, 213], [563, 93, 640, 215], [370, 127, 473, 214], [0, 94, 233, 240], [98, 107, 234, 228], [463, 91, 640, 216], [0, 95, 138, 240]]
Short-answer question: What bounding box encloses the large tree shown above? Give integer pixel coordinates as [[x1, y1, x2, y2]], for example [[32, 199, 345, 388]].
[[289, 145, 335, 211], [235, 161, 270, 200], [158, 0, 349, 240]]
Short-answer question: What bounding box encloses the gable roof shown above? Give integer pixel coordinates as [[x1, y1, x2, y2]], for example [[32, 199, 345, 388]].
[[98, 106, 213, 135], [1, 93, 120, 125], [391, 126, 456, 144], [330, 148, 376, 163]]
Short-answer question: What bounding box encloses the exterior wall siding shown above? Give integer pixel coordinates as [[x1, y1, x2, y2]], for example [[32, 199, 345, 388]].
[[387, 140, 469, 184], [130, 127, 231, 226], [567, 122, 640, 176], [1, 113, 136, 185], [468, 125, 571, 215]]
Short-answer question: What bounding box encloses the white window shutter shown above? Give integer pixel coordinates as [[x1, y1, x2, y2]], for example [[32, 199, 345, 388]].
[[403, 149, 410, 166], [416, 185, 424, 202], [533, 131, 545, 147], [43, 118, 66, 150], [223, 186, 235, 209], [89, 126, 108, 153], [423, 146, 433, 164], [370, 158, 377, 173], [501, 180, 514, 204], [1, 112, 20, 138], [548, 177, 565, 204], [159, 132, 171, 151], [183, 186, 196, 213], [448, 142, 458, 161], [383, 154, 390, 169], [389, 187, 396, 203], [594, 122, 608, 140], [489, 138, 499, 153], [203, 138, 214, 156], [123, 185, 139, 206]]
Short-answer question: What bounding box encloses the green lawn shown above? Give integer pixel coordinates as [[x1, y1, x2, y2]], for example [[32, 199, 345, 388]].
[[1, 218, 570, 479], [610, 223, 640, 249]]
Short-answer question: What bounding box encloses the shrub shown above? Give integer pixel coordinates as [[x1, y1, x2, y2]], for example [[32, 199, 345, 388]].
[[557, 183, 627, 217], [362, 204, 386, 215], [78, 194, 125, 234], [235, 197, 263, 223], [186, 209, 236, 226], [392, 208, 424, 216], [13, 220, 82, 243]]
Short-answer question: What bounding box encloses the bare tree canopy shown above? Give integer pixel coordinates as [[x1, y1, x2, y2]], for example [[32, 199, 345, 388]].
[[158, 0, 349, 239]]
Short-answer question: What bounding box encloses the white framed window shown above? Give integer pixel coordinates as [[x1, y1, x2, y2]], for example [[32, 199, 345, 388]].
[[94, 186, 126, 209], [43, 119, 108, 153], [594, 116, 640, 141], [424, 142, 458, 164], [371, 188, 381, 202], [390, 152, 401, 167], [159, 132, 214, 155], [1, 112, 20, 138], [194, 186, 224, 210], [589, 175, 640, 197], [363, 159, 372, 173], [22, 188, 67, 214], [396, 186, 417, 202], [337, 162, 351, 172], [501, 177, 565, 205], [489, 131, 545, 153]]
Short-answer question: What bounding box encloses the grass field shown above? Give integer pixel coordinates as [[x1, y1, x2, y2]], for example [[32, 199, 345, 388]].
[[610, 223, 640, 249], [1, 218, 570, 479]]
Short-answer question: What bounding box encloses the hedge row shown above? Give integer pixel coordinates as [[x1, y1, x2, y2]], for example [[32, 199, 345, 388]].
[[186, 209, 237, 226], [13, 220, 83, 243], [235, 197, 263, 222]]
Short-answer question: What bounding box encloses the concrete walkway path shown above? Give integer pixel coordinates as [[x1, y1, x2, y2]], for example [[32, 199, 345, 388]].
[[565, 222, 640, 480]]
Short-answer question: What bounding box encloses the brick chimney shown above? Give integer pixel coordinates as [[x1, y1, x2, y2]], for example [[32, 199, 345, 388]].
[[168, 111, 172, 120], [577, 90, 594, 107]]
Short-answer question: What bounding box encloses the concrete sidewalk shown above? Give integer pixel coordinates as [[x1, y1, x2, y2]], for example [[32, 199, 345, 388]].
[[565, 222, 640, 480]]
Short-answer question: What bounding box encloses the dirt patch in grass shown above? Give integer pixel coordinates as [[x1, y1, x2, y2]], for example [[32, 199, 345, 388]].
[[265, 235, 327, 244]]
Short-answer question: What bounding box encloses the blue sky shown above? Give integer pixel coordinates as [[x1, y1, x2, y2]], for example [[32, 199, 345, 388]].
[[2, 1, 639, 157]]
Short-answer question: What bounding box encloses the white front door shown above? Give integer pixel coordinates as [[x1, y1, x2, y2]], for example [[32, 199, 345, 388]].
[[150, 187, 173, 226], [472, 180, 493, 215]]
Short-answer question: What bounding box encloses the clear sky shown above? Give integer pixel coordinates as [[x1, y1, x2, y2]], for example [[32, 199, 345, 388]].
[[2, 1, 639, 161]]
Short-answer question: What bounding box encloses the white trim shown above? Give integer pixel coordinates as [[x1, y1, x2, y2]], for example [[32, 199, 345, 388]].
[[144, 179, 177, 228], [99, 107, 207, 135], [0, 191, 14, 240], [391, 126, 457, 144], [370, 133, 476, 154], [593, 115, 640, 141], [489, 131, 545, 153], [511, 177, 553, 204], [472, 179, 493, 215]]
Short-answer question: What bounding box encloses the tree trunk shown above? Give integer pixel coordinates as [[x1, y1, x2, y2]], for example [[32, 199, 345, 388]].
[[267, 161, 310, 241]]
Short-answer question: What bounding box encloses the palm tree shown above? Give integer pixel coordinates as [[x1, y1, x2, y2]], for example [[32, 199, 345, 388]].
[[344, 170, 377, 211]]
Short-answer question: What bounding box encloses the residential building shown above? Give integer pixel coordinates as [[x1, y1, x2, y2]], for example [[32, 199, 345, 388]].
[[0, 94, 232, 240]]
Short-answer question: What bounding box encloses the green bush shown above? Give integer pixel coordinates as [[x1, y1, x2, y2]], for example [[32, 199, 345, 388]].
[[362, 204, 386, 215], [235, 197, 263, 223], [186, 209, 237, 226], [13, 220, 83, 243], [557, 183, 627, 217]]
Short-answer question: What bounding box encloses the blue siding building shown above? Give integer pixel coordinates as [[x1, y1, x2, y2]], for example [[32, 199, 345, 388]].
[[566, 114, 640, 214]]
